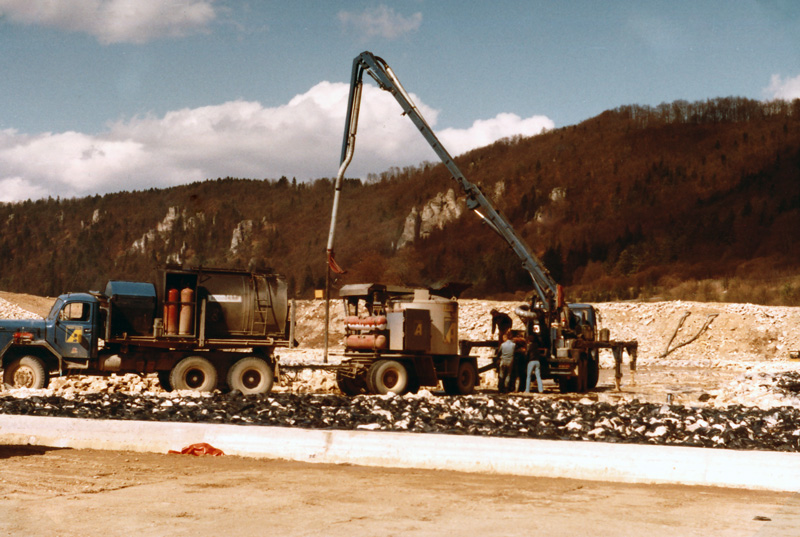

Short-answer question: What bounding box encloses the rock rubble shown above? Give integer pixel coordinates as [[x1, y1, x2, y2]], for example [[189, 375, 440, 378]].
[[1, 389, 799, 452], [0, 298, 43, 320]]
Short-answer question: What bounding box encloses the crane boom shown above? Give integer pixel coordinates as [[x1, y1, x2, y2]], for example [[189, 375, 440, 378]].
[[327, 51, 558, 306]]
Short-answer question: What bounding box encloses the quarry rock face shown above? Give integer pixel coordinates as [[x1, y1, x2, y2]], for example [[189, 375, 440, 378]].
[[397, 188, 464, 248], [396, 207, 419, 249], [230, 219, 255, 254]]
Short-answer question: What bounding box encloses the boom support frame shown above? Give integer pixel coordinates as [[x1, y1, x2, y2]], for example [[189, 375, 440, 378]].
[[326, 52, 557, 306]]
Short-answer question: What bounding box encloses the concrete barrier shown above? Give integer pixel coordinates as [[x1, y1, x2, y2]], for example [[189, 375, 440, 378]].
[[1, 414, 799, 492]]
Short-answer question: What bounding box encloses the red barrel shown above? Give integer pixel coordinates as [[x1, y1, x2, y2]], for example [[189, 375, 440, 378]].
[[165, 288, 179, 335]]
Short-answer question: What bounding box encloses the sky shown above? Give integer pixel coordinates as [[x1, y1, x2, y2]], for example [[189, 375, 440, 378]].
[[1, 1, 799, 203]]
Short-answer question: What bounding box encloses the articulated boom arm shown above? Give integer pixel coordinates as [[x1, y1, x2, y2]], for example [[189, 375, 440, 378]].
[[327, 51, 558, 306]]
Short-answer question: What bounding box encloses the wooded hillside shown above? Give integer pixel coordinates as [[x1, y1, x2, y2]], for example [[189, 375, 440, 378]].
[[2, 97, 800, 305]]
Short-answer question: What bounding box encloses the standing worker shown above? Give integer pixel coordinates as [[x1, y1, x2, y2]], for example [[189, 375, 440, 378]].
[[512, 339, 528, 392], [490, 309, 512, 340], [497, 332, 516, 393], [523, 347, 544, 393]]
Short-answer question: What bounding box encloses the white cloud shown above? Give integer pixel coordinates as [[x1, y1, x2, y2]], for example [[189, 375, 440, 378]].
[[439, 113, 554, 157], [0, 176, 49, 203], [764, 74, 800, 100], [0, 83, 554, 202], [338, 5, 422, 40], [0, 0, 217, 44]]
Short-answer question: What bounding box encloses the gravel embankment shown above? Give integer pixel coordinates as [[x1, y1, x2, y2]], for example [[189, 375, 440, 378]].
[[2, 386, 800, 452]]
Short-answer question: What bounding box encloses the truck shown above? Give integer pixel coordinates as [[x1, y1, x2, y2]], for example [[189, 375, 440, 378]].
[[325, 51, 637, 395], [1, 266, 293, 394]]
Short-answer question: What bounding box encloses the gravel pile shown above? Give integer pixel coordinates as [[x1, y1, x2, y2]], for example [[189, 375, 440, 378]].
[[0, 297, 42, 320], [1, 388, 799, 452]]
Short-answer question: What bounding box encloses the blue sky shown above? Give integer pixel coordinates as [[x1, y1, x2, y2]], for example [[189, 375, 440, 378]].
[[1, 1, 799, 202]]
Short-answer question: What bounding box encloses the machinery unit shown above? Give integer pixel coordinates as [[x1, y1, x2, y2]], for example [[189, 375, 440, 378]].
[[335, 284, 478, 396]]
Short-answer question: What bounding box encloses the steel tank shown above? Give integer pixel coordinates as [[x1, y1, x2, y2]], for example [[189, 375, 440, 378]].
[[158, 267, 288, 339], [389, 289, 458, 355]]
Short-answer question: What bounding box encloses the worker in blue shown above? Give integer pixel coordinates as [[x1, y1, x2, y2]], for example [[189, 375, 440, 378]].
[[523, 347, 544, 393]]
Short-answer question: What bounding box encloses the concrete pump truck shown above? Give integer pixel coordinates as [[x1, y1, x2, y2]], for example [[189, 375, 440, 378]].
[[325, 51, 637, 396]]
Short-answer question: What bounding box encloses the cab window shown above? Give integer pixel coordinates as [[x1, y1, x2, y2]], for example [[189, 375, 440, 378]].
[[47, 298, 65, 320], [60, 302, 91, 322]]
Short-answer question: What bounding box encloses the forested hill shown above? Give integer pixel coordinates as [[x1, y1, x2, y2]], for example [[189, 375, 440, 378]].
[[2, 97, 800, 305]]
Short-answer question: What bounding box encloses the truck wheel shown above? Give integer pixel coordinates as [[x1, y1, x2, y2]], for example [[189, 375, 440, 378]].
[[577, 354, 590, 393], [227, 356, 274, 395], [157, 371, 173, 392], [447, 360, 477, 396], [365, 361, 381, 394], [405, 374, 421, 395], [587, 355, 600, 390], [170, 356, 217, 392], [3, 355, 48, 389], [370, 360, 408, 395], [336, 370, 367, 396], [558, 377, 578, 394], [443, 360, 477, 395]]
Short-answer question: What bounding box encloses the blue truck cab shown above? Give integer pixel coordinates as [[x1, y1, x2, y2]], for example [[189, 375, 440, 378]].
[[0, 292, 100, 389]]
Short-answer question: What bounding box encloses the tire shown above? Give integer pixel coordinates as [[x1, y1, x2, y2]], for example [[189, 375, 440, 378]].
[[365, 361, 381, 394], [577, 354, 590, 393], [587, 354, 600, 390], [336, 370, 367, 396], [444, 360, 477, 395], [558, 354, 593, 394], [369, 359, 408, 395], [405, 373, 420, 395], [558, 377, 578, 394], [157, 371, 173, 392], [169, 356, 218, 392], [3, 355, 48, 389], [455, 360, 478, 395], [227, 356, 274, 395]]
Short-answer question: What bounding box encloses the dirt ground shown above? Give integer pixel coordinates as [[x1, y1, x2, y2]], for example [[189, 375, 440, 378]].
[[0, 445, 798, 537]]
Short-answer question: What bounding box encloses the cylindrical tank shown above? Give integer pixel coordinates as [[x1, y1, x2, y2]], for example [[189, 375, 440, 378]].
[[344, 316, 388, 331], [345, 334, 388, 350], [165, 288, 179, 335], [158, 268, 288, 339], [178, 287, 194, 335], [599, 328, 610, 342], [197, 271, 286, 337]]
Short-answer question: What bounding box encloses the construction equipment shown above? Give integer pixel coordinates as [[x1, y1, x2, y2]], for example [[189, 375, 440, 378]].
[[1, 266, 293, 394], [326, 51, 636, 394]]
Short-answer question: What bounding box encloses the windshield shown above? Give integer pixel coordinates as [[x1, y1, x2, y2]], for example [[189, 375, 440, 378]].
[[47, 298, 65, 320]]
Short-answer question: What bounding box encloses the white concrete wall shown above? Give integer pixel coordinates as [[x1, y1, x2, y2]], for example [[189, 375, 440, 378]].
[[1, 414, 798, 492]]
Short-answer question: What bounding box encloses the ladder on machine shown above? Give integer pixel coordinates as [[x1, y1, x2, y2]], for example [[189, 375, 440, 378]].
[[251, 275, 271, 336]]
